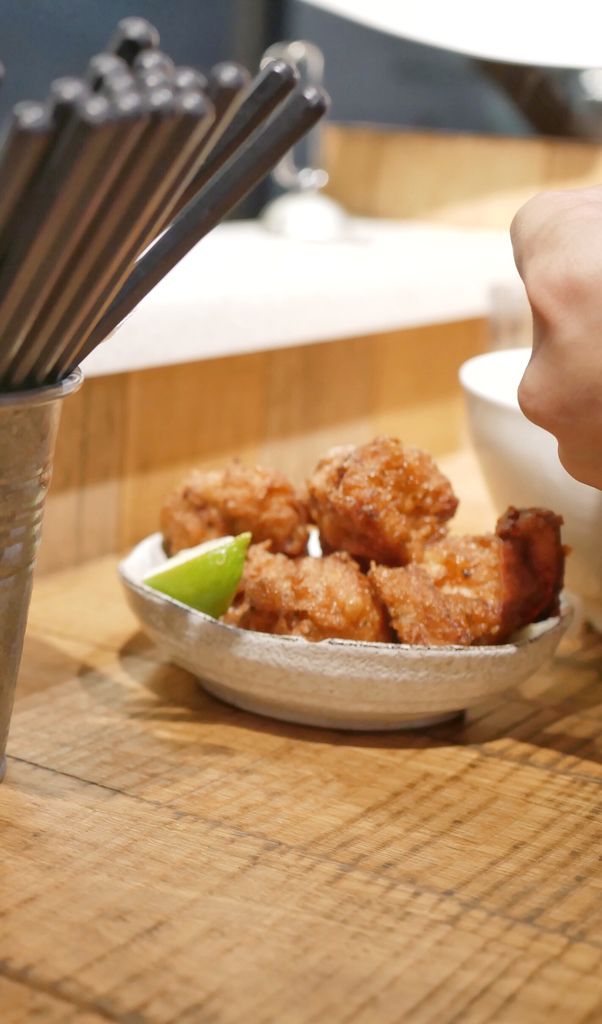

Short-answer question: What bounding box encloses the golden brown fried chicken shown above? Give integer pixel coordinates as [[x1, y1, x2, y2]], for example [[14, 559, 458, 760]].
[[370, 563, 474, 646], [496, 507, 566, 624], [307, 436, 458, 566], [223, 543, 392, 643], [161, 461, 309, 557], [370, 507, 565, 646]]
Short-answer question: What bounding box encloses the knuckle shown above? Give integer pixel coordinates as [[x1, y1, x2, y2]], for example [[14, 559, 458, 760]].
[[517, 371, 544, 424], [511, 193, 561, 284], [517, 365, 561, 432], [512, 190, 598, 320], [521, 258, 586, 324], [511, 190, 563, 240], [518, 360, 580, 438]]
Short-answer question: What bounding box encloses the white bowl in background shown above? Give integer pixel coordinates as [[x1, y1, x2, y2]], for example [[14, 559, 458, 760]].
[[460, 348, 602, 631], [119, 533, 569, 732]]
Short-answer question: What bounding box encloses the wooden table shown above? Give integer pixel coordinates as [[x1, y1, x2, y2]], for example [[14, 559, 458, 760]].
[[2, 454, 602, 1024]]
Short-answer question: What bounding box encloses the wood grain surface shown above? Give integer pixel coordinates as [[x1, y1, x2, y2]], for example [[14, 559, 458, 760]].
[[2, 450, 602, 1024]]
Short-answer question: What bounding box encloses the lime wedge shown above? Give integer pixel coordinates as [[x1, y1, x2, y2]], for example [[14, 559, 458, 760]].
[[144, 533, 251, 617]]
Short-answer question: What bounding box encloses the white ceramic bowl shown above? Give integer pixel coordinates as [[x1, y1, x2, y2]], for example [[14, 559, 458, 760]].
[[119, 533, 570, 732], [460, 348, 602, 631]]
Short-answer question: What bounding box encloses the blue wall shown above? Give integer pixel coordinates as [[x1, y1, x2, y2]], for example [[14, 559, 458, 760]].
[[0, 0, 233, 117]]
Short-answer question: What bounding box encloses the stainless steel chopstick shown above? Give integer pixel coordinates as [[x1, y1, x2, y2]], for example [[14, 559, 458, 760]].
[[86, 53, 129, 91], [47, 76, 90, 134], [133, 50, 175, 92], [133, 50, 175, 77], [192, 62, 251, 165], [99, 66, 137, 99], [61, 86, 329, 374], [30, 90, 215, 385], [136, 67, 173, 92], [0, 80, 89, 263], [0, 102, 53, 250], [140, 61, 254, 243], [0, 20, 325, 389], [5, 86, 177, 387], [172, 59, 298, 218], [109, 17, 160, 65], [172, 67, 208, 93], [5, 91, 150, 387], [0, 94, 122, 380], [32, 93, 220, 384]]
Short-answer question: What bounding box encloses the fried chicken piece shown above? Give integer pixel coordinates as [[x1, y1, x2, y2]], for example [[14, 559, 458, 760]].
[[161, 461, 309, 557], [369, 507, 565, 646], [307, 436, 458, 566], [370, 563, 474, 646], [223, 543, 392, 643], [496, 507, 566, 624]]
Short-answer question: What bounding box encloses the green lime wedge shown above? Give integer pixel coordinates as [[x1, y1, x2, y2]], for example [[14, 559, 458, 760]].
[[144, 532, 251, 617]]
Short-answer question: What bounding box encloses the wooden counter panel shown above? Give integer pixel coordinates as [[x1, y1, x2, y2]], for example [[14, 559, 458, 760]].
[[325, 125, 602, 229]]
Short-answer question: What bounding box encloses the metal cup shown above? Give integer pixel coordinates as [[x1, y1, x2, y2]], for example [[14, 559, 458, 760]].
[[0, 370, 82, 780]]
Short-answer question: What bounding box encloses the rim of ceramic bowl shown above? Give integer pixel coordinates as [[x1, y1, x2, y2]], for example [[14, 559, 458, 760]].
[[0, 368, 83, 408], [459, 348, 530, 412]]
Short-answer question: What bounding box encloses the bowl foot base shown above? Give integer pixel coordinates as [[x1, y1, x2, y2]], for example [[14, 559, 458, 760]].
[[199, 679, 464, 732]]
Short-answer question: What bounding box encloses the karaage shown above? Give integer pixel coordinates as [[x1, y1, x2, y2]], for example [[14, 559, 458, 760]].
[[307, 436, 458, 566], [161, 461, 309, 557], [223, 543, 392, 643], [370, 507, 565, 646]]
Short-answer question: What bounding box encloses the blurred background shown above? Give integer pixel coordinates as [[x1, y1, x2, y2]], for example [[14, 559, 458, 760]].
[[2, 1, 602, 216], [3, 0, 601, 136]]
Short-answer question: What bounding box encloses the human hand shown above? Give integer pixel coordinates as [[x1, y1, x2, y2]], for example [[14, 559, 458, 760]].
[[510, 186, 602, 489]]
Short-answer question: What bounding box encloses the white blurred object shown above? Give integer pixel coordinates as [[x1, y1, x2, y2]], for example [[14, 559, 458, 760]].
[[261, 40, 328, 193], [579, 67, 602, 101], [262, 190, 347, 241], [260, 39, 347, 242], [488, 281, 532, 350], [460, 348, 602, 632], [302, 0, 602, 69]]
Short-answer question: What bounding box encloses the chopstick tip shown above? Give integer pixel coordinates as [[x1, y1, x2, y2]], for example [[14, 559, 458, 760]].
[[110, 18, 161, 64], [301, 84, 330, 114], [209, 62, 251, 92], [49, 76, 90, 106], [175, 89, 213, 120], [143, 84, 176, 116], [112, 89, 146, 119], [261, 58, 300, 85], [12, 100, 48, 128], [77, 92, 113, 123]]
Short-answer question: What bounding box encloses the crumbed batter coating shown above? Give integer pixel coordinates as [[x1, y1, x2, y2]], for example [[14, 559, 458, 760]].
[[223, 543, 392, 643], [307, 436, 458, 566], [161, 461, 309, 557], [370, 507, 565, 646]]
